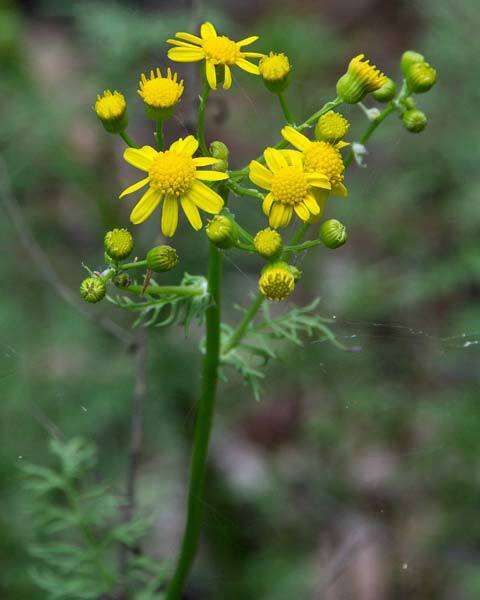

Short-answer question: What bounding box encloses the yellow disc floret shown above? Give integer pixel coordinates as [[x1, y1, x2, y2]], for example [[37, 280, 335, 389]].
[[104, 228, 134, 260], [203, 35, 240, 65], [259, 262, 295, 301], [138, 68, 184, 111], [94, 90, 126, 121], [254, 228, 283, 258], [259, 52, 291, 82], [303, 142, 345, 187], [148, 151, 196, 197], [271, 166, 309, 205], [315, 111, 350, 143]]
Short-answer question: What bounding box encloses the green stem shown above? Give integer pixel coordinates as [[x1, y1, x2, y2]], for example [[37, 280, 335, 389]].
[[119, 131, 137, 148], [277, 92, 294, 124], [156, 118, 164, 150], [285, 238, 323, 253], [125, 284, 204, 297], [222, 292, 265, 355], [198, 80, 211, 155], [282, 222, 311, 261], [121, 259, 147, 270], [165, 243, 222, 600], [226, 180, 265, 201]]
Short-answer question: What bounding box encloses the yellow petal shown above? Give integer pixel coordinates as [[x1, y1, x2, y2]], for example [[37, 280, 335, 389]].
[[195, 170, 229, 181], [281, 126, 311, 152], [269, 202, 292, 228], [205, 60, 217, 89], [193, 157, 219, 166], [336, 140, 350, 149], [181, 196, 203, 230], [161, 195, 179, 237], [331, 182, 349, 197], [282, 149, 303, 167], [124, 146, 156, 171], [311, 189, 328, 214], [262, 192, 274, 215], [167, 39, 198, 48], [188, 180, 224, 213], [249, 160, 273, 190], [235, 58, 260, 75], [237, 35, 259, 47], [242, 52, 265, 58], [169, 135, 199, 156], [294, 202, 310, 221], [264, 147, 288, 173], [130, 188, 162, 224], [303, 193, 321, 215], [167, 47, 205, 62], [201, 22, 217, 39], [119, 177, 149, 199], [306, 172, 331, 190], [175, 32, 203, 45], [223, 65, 232, 90]]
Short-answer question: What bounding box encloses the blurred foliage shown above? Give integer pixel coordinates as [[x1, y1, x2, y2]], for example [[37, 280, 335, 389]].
[[1, 0, 480, 598]]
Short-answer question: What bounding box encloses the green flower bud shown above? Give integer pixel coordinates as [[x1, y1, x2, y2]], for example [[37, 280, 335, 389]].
[[259, 261, 295, 301], [402, 109, 427, 133], [104, 228, 134, 260], [253, 228, 283, 258], [205, 215, 238, 249], [209, 141, 229, 172], [319, 219, 348, 249], [112, 273, 131, 288], [258, 52, 291, 93], [94, 90, 128, 134], [400, 50, 425, 77], [403, 97, 417, 110], [146, 245, 179, 272], [80, 277, 106, 303], [406, 61, 437, 94], [372, 78, 397, 102], [336, 54, 387, 104]]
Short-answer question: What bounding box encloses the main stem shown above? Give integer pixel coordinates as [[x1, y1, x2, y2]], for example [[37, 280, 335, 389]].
[[197, 80, 211, 155], [165, 243, 222, 600]]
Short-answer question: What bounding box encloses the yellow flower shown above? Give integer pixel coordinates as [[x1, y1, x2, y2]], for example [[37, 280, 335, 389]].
[[167, 21, 263, 90], [259, 262, 295, 301], [315, 111, 350, 143], [259, 52, 291, 82], [336, 54, 387, 104], [281, 126, 348, 197], [138, 68, 184, 111], [249, 148, 330, 229], [253, 228, 283, 258], [120, 136, 228, 237], [94, 90, 127, 133]]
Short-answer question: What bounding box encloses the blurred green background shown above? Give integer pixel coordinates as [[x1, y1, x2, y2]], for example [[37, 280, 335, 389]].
[[1, 0, 480, 598]]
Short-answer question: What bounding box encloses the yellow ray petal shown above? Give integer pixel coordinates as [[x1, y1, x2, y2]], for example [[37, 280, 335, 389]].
[[249, 160, 273, 190], [175, 32, 203, 45], [161, 195, 179, 237], [169, 135, 199, 156], [306, 172, 331, 190], [311, 189, 328, 214], [331, 182, 348, 197], [281, 126, 311, 152], [294, 202, 310, 221], [188, 180, 224, 213], [282, 149, 303, 167], [242, 52, 265, 58], [193, 157, 219, 166], [303, 193, 321, 215], [235, 58, 260, 75], [205, 60, 217, 89], [167, 47, 205, 62], [269, 202, 292, 228], [264, 147, 288, 173], [119, 177, 149, 199], [124, 146, 156, 171], [237, 35, 259, 47], [195, 170, 229, 181], [223, 65, 232, 90], [262, 192, 274, 215], [181, 196, 203, 230], [167, 39, 198, 48], [130, 188, 162, 224], [201, 22, 217, 39], [336, 141, 350, 149]]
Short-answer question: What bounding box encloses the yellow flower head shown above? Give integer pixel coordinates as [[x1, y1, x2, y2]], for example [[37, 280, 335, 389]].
[[167, 22, 263, 90], [259, 52, 291, 82], [249, 148, 330, 229], [337, 54, 387, 104], [259, 262, 295, 301], [254, 228, 283, 258], [94, 90, 126, 121], [138, 68, 184, 110], [281, 126, 348, 197], [104, 228, 134, 260], [119, 136, 228, 237], [315, 111, 350, 143]]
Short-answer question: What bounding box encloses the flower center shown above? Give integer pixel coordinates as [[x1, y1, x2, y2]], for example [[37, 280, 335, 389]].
[[140, 78, 183, 108], [303, 142, 345, 184], [270, 166, 308, 205], [148, 151, 196, 196], [203, 36, 239, 65]]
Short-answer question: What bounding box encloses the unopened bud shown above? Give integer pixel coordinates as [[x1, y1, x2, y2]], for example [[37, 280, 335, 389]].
[[210, 141, 229, 172], [104, 228, 134, 260], [205, 214, 237, 249], [400, 50, 425, 77], [319, 219, 348, 249], [253, 228, 283, 258], [146, 245, 179, 272], [402, 109, 427, 133], [406, 61, 437, 94], [80, 277, 106, 303], [372, 78, 397, 102]]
